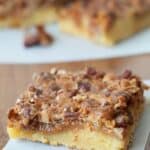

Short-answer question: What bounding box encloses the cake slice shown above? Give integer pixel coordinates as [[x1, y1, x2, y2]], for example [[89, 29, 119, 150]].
[[59, 0, 150, 45], [7, 68, 145, 150], [0, 0, 71, 27]]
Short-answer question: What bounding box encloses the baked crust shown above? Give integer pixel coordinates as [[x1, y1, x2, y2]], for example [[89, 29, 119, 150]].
[[7, 68, 145, 150]]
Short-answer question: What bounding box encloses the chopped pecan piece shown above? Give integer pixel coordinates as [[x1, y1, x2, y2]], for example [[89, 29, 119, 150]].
[[115, 112, 133, 128], [120, 70, 132, 79], [24, 25, 53, 48], [37, 25, 54, 46], [86, 67, 97, 76], [24, 33, 40, 47], [78, 81, 91, 92], [69, 89, 78, 98]]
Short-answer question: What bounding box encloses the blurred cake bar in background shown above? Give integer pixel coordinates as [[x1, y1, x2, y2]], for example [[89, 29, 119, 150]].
[[60, 0, 150, 45], [0, 0, 150, 45], [0, 0, 71, 27], [7, 67, 145, 150]]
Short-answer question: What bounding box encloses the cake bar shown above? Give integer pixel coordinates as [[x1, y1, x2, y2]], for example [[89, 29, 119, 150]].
[[59, 0, 150, 45], [7, 68, 145, 150]]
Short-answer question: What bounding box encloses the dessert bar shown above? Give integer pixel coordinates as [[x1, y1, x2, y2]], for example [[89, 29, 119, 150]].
[[7, 68, 145, 150], [60, 0, 150, 45]]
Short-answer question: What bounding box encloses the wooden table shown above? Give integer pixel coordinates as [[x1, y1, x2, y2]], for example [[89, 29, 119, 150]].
[[0, 54, 150, 149]]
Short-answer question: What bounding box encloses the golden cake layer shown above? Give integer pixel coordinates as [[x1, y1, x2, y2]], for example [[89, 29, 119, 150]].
[[7, 68, 145, 150]]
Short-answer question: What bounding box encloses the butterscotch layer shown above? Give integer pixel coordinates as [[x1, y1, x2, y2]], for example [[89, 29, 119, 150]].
[[8, 68, 145, 139]]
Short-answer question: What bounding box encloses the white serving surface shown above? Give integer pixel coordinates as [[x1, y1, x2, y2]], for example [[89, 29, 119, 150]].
[[0, 25, 150, 64]]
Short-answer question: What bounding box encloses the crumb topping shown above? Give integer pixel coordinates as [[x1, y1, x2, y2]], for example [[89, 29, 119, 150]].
[[8, 68, 144, 139]]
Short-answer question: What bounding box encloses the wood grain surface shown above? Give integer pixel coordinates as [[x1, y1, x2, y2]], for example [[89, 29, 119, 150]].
[[1, 54, 150, 149]]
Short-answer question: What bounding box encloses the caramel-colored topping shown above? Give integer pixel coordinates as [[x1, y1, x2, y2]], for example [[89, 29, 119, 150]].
[[8, 68, 144, 139]]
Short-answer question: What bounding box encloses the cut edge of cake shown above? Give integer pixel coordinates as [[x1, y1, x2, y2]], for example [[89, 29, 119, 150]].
[[7, 101, 144, 150]]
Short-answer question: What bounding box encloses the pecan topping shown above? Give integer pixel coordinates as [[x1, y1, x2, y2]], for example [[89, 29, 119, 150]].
[[78, 81, 91, 92], [84, 67, 105, 79], [35, 89, 43, 96], [113, 91, 131, 106], [69, 89, 78, 98], [120, 70, 132, 79], [100, 105, 115, 120], [24, 33, 40, 47]]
